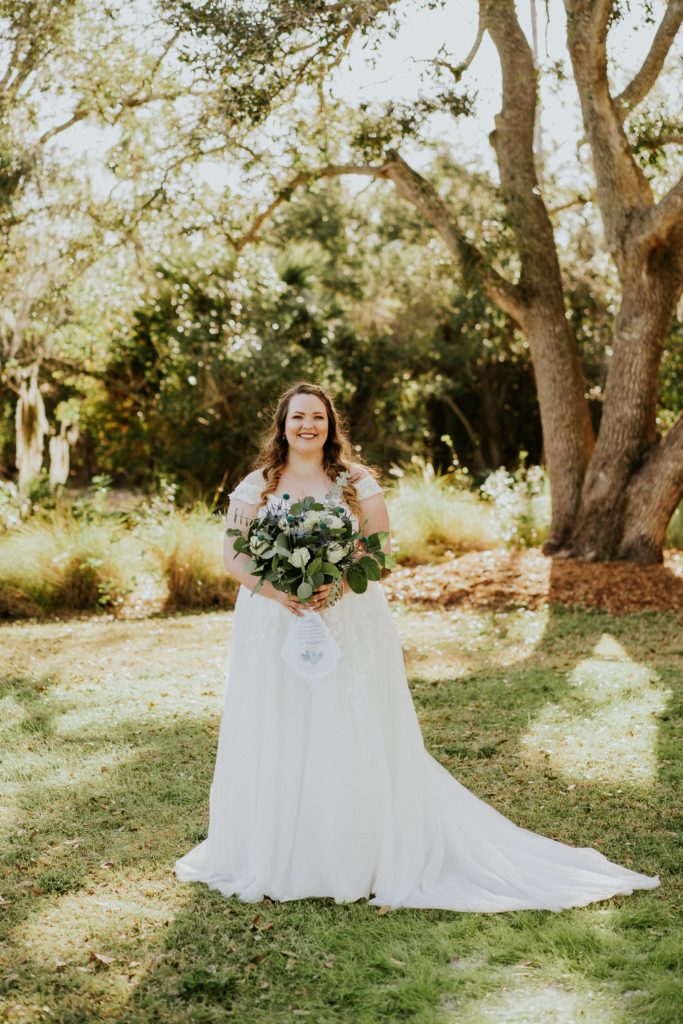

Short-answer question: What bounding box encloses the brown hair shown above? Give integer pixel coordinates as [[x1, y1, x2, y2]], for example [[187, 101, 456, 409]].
[[254, 381, 378, 517]]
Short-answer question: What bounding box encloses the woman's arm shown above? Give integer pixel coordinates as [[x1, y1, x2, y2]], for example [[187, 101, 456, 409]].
[[223, 499, 306, 616]]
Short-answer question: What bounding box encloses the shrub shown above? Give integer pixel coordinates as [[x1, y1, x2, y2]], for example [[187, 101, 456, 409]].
[[0, 516, 137, 617], [386, 462, 501, 564], [148, 504, 239, 611]]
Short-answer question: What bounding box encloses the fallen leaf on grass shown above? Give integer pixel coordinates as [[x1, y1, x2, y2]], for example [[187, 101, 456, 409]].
[[88, 952, 114, 966], [54, 960, 68, 971], [249, 914, 275, 932], [377, 905, 392, 915]]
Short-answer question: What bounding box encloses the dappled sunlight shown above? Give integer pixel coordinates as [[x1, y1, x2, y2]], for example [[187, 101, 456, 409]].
[[9, 880, 185, 964], [396, 607, 549, 681], [521, 633, 670, 784], [0, 693, 26, 729], [3, 614, 233, 694], [5, 744, 136, 793], [453, 975, 619, 1024]]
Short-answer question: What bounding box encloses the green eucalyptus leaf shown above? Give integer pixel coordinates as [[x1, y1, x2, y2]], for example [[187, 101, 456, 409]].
[[347, 564, 368, 594], [359, 555, 381, 581]]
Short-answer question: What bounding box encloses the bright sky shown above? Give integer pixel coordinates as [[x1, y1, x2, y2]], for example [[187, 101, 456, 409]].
[[330, 0, 680, 183], [49, 0, 680, 199]]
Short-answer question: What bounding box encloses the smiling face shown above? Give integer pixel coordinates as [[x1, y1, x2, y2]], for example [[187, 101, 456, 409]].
[[283, 392, 329, 458]]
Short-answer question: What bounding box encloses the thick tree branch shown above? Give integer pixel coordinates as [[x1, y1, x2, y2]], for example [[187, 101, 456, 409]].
[[635, 173, 683, 245], [564, 0, 654, 256], [483, 0, 569, 294], [615, 0, 683, 118], [381, 150, 527, 323], [481, 0, 596, 548], [233, 153, 527, 324]]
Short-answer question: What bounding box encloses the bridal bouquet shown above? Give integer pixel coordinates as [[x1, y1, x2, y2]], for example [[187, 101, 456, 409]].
[[225, 471, 395, 609], [225, 472, 396, 683]]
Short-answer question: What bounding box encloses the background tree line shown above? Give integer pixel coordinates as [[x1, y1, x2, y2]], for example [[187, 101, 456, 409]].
[[0, 0, 681, 562]]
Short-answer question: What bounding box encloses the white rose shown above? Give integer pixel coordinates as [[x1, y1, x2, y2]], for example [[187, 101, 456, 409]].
[[324, 514, 343, 529], [302, 512, 321, 530], [289, 547, 311, 568], [326, 542, 346, 563]]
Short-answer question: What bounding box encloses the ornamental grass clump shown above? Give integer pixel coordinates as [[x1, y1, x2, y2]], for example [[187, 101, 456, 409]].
[[150, 504, 239, 611], [0, 516, 136, 617]]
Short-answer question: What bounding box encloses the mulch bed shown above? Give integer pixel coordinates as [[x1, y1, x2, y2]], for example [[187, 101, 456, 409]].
[[383, 548, 683, 616]]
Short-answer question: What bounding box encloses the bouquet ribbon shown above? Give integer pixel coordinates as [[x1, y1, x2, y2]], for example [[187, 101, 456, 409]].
[[281, 610, 341, 682]]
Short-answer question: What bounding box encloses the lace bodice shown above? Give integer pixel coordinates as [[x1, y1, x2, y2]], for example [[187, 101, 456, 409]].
[[228, 471, 383, 506]]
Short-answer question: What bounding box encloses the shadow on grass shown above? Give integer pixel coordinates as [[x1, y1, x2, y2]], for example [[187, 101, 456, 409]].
[[0, 602, 680, 1024]]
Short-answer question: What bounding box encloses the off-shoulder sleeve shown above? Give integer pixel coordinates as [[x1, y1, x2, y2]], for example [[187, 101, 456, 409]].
[[354, 473, 383, 501], [228, 477, 263, 505]]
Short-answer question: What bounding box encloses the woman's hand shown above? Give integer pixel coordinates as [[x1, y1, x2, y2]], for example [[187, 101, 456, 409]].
[[310, 582, 333, 610], [258, 580, 334, 616]]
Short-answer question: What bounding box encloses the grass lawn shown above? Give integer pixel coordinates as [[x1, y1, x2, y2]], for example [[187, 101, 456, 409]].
[[0, 603, 680, 1024]]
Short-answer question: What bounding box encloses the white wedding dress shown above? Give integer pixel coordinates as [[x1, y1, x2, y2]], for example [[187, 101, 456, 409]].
[[174, 474, 660, 911]]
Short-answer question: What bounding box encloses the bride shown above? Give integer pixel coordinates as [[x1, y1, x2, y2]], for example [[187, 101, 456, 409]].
[[174, 381, 659, 911]]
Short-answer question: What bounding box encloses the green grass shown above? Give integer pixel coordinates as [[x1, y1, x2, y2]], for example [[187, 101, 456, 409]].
[[1, 604, 680, 1023]]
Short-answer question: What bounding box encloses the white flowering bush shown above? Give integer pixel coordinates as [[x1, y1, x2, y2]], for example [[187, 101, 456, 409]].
[[479, 458, 550, 548]]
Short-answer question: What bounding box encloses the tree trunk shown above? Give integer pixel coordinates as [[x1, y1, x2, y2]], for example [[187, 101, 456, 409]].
[[568, 248, 683, 559], [618, 415, 683, 562], [478, 364, 503, 468], [524, 303, 594, 551]]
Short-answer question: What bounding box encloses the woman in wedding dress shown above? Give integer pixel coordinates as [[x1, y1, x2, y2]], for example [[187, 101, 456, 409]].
[[174, 381, 660, 911]]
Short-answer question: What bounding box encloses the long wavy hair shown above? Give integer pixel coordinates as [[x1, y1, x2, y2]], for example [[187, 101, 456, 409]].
[[254, 382, 378, 517]]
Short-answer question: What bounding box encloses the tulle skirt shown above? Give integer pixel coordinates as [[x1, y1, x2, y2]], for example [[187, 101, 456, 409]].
[[174, 582, 660, 911]]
